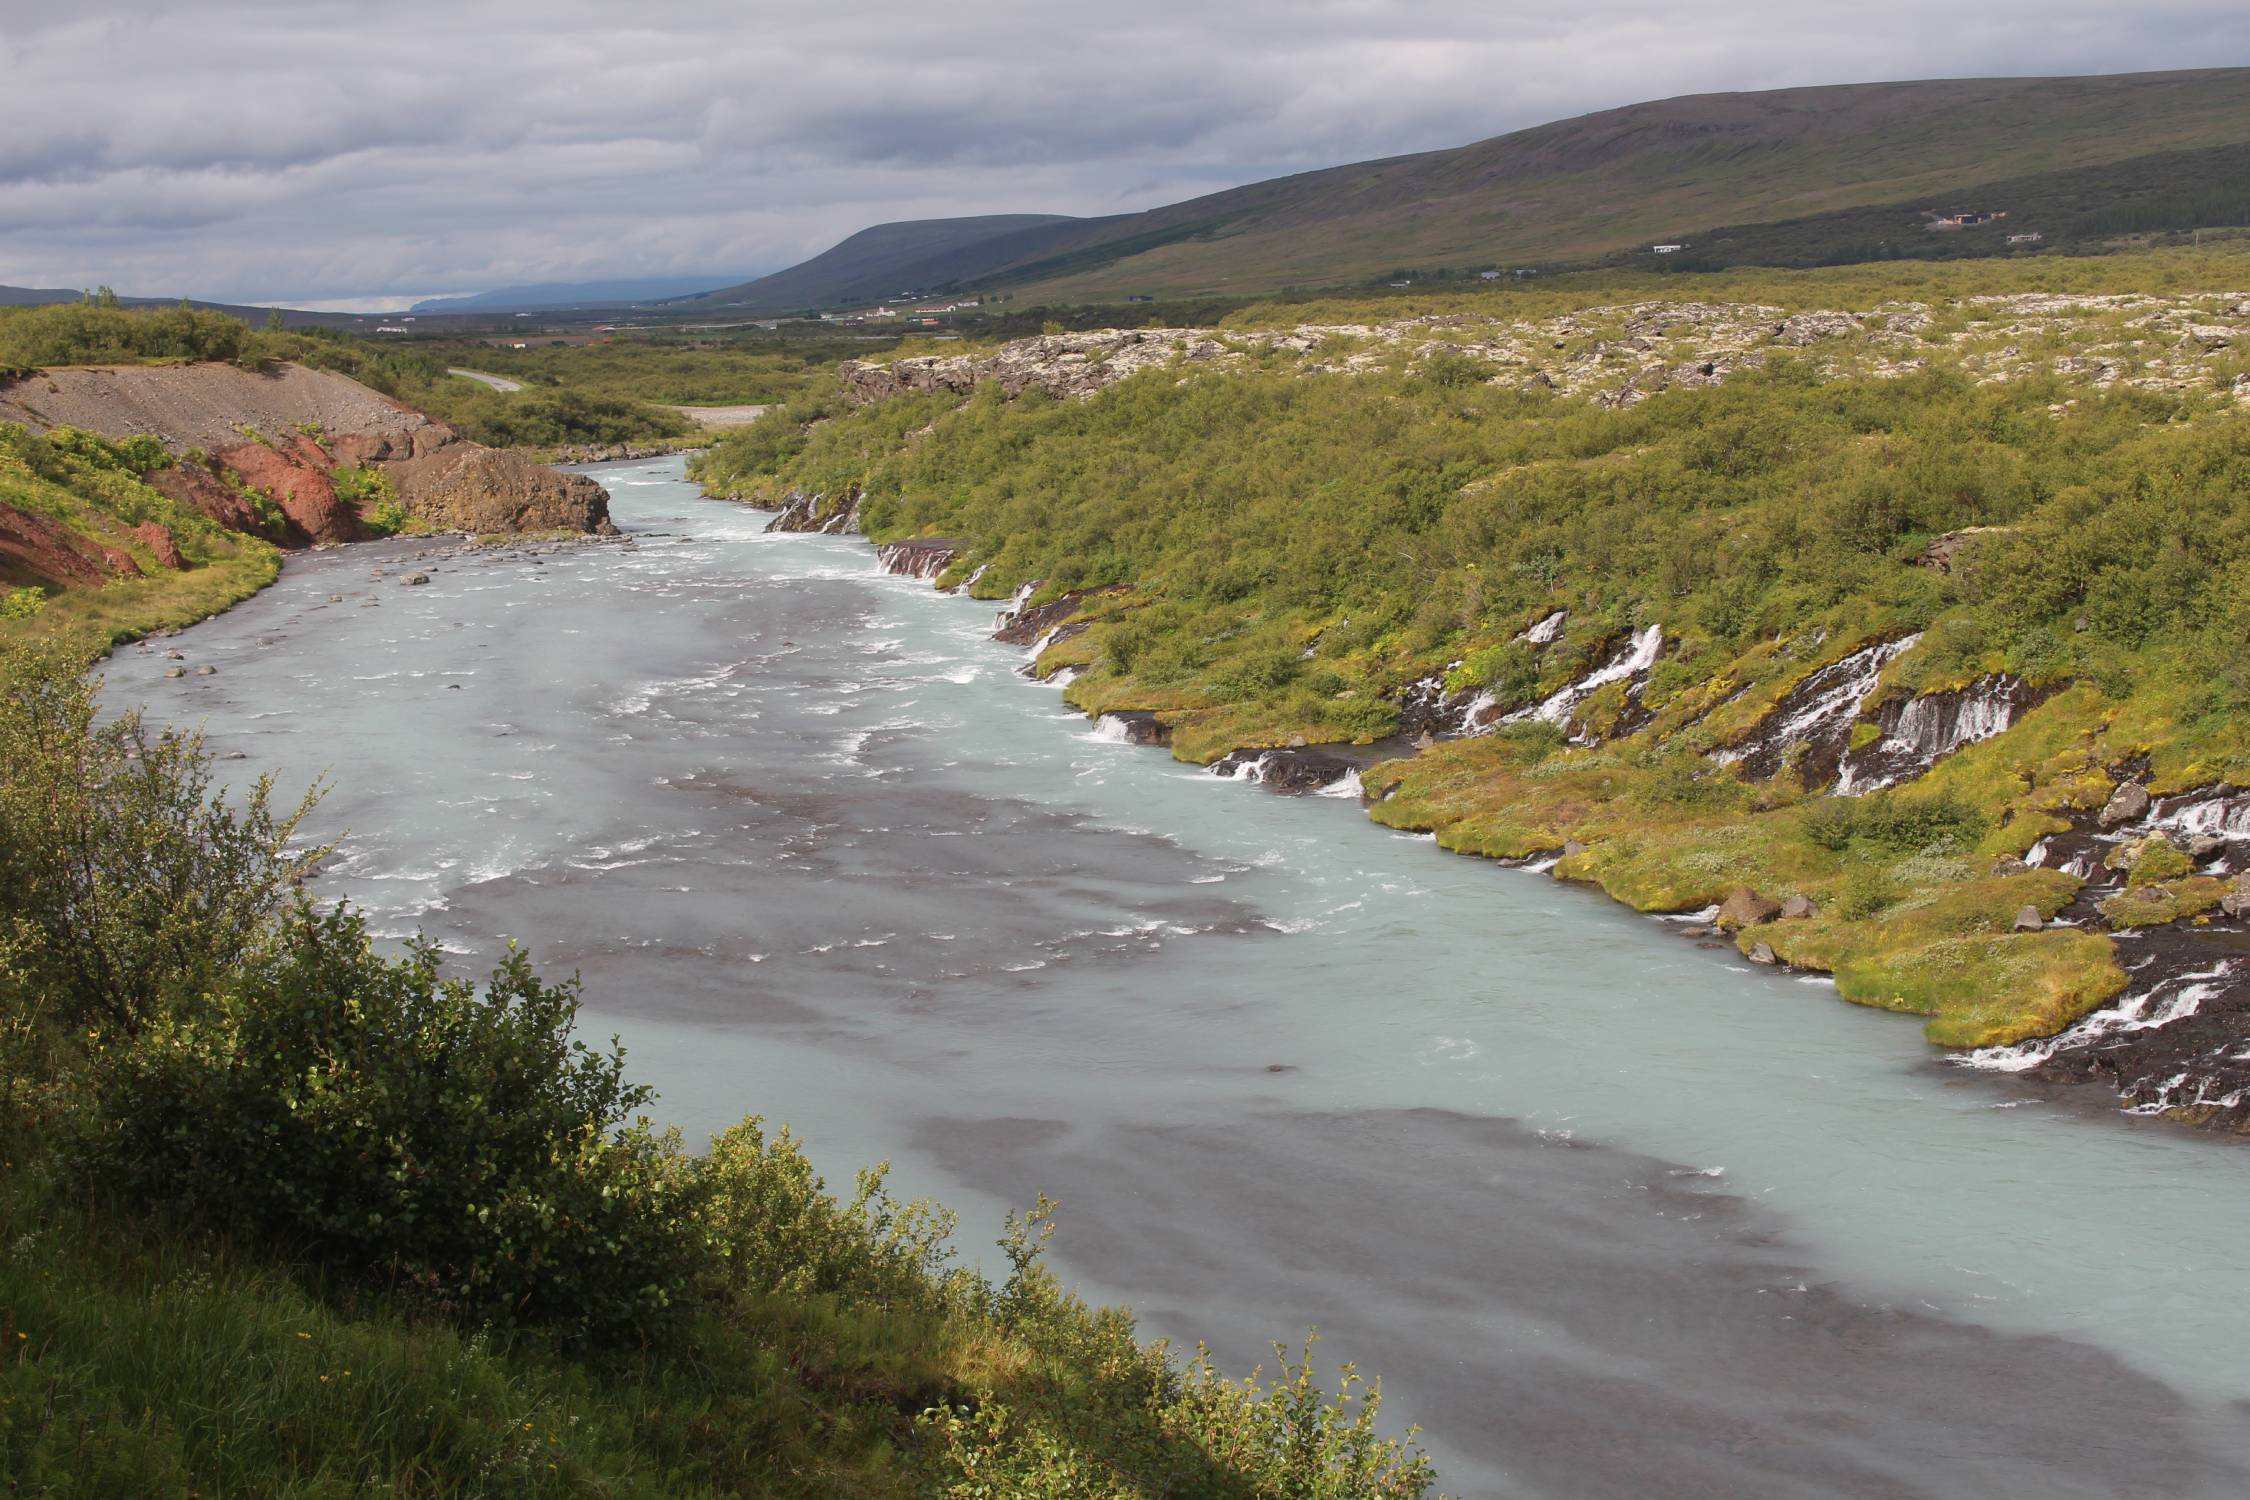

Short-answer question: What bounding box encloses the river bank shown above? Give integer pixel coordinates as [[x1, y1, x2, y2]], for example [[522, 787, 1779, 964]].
[[103, 455, 2250, 1495]]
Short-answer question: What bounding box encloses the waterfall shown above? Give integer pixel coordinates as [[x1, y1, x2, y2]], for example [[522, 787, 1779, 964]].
[[1507, 624, 1663, 730]]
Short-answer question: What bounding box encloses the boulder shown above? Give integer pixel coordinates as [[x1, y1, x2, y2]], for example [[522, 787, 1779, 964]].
[[2222, 874, 2250, 919], [162, 666, 183, 678], [1780, 894, 1818, 920], [2099, 783, 2151, 829], [403, 573, 430, 586], [1716, 886, 1783, 929], [1990, 855, 2029, 877], [1561, 839, 1589, 858], [1748, 942, 1779, 965], [2188, 834, 2228, 861], [2013, 906, 2045, 932]]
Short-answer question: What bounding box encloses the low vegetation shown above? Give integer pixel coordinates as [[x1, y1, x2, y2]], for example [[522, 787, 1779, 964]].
[[0, 644, 1439, 1496], [694, 249, 2250, 1050], [0, 421, 279, 654]]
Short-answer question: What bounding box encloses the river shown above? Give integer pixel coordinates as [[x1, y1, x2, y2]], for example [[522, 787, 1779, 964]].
[[104, 456, 2250, 1498]]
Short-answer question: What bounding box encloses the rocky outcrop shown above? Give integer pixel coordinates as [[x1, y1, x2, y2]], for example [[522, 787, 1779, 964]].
[[0, 361, 611, 545], [1210, 746, 1364, 794], [876, 538, 962, 580], [831, 291, 2250, 414], [841, 329, 1234, 405], [1713, 634, 1922, 787], [1834, 675, 2051, 796], [132, 522, 184, 570], [0, 502, 137, 588], [764, 487, 862, 535], [992, 585, 1128, 647], [382, 444, 612, 535]]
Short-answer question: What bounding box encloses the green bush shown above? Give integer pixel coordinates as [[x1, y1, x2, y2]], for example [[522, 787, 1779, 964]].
[[1850, 789, 1986, 853], [89, 905, 704, 1343], [0, 586, 43, 621], [0, 644, 319, 1034], [700, 1116, 967, 1310]]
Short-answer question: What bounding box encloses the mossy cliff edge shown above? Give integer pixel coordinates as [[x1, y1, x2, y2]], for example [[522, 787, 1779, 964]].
[[697, 253, 2250, 1132]]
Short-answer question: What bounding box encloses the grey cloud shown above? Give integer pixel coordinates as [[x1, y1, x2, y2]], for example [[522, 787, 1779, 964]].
[[0, 0, 2245, 302]]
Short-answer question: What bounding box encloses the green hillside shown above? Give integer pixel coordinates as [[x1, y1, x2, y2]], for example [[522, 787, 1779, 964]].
[[683, 214, 1085, 311], [723, 68, 2250, 307], [694, 248, 2250, 1123]]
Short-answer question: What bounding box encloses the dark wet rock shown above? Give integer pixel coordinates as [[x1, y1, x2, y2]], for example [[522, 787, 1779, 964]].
[[1716, 887, 1782, 929], [1748, 941, 1779, 965], [2222, 874, 2250, 920], [992, 586, 1127, 647], [166, 649, 184, 659], [1097, 711, 1170, 747], [764, 485, 863, 535], [2100, 782, 2152, 829], [2014, 906, 2045, 932], [1712, 634, 1920, 787], [326, 593, 344, 602], [403, 572, 430, 586], [2189, 833, 2229, 861], [1780, 894, 1818, 920], [1212, 746, 1361, 794], [1836, 674, 2053, 795], [875, 537, 962, 580]]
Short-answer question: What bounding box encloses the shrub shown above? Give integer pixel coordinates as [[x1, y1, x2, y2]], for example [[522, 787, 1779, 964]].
[[700, 1115, 965, 1311], [88, 905, 704, 1342], [1834, 863, 1901, 920], [0, 645, 320, 1034], [1801, 797, 1857, 851], [1851, 789, 1986, 853], [0, 586, 44, 620]]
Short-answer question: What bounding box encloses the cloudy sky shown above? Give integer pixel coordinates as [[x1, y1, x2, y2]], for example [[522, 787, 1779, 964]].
[[2, 1, 2245, 308]]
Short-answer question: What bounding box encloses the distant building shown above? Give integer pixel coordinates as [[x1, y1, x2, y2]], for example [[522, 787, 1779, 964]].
[[1479, 270, 1503, 280], [1931, 211, 2009, 230], [1126, 294, 1155, 303], [1651, 244, 1686, 255], [374, 325, 410, 334], [2008, 231, 2044, 245]]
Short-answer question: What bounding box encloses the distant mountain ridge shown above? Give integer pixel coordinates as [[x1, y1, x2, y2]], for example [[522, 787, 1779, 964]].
[[702, 67, 2250, 308], [678, 214, 1083, 311], [409, 277, 743, 313]]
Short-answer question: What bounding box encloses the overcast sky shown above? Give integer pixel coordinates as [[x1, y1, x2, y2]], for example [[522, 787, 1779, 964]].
[[2, 1, 2245, 309]]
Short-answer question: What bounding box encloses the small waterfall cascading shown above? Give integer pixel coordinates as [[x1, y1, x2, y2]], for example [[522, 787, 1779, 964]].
[[1212, 752, 1277, 784], [1050, 665, 1083, 688], [1088, 714, 1134, 744], [1834, 674, 2037, 796], [995, 581, 1036, 634], [1711, 633, 1921, 777], [1959, 959, 2241, 1102], [1518, 609, 1568, 645], [1505, 624, 1664, 732], [875, 540, 959, 581], [1314, 769, 1365, 799]]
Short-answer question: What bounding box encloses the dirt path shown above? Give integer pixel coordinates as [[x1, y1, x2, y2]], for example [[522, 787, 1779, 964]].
[[447, 368, 524, 393]]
